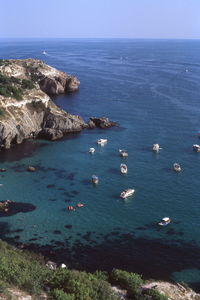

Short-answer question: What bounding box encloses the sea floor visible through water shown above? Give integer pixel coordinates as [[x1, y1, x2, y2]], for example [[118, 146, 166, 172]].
[[0, 38, 200, 290]]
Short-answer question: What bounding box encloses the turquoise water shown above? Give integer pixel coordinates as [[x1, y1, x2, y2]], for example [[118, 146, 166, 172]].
[[1, 39, 200, 288]]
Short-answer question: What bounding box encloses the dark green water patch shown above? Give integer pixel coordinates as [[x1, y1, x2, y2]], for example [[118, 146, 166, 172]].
[[0, 140, 48, 163]]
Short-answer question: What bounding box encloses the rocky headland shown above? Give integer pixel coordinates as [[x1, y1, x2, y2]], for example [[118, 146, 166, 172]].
[[0, 59, 116, 149]]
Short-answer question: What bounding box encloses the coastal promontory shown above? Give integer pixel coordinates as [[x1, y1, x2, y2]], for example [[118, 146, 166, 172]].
[[0, 59, 115, 149]]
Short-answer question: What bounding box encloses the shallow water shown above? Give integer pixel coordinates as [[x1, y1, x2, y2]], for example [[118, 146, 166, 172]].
[[0, 39, 200, 288]]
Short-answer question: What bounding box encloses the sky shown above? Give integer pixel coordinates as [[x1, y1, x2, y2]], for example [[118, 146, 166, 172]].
[[0, 0, 200, 39]]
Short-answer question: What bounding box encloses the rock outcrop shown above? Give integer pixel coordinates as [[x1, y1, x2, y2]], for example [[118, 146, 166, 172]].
[[0, 59, 116, 149], [0, 59, 85, 148], [88, 117, 117, 129], [142, 281, 200, 300], [0, 200, 12, 212]]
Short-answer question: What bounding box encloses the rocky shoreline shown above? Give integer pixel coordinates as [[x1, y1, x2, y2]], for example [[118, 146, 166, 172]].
[[0, 59, 116, 149]]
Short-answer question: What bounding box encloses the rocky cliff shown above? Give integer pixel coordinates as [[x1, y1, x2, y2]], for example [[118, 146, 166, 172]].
[[0, 59, 115, 149]]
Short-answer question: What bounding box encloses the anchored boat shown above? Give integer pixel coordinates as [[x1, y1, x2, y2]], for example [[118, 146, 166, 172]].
[[158, 217, 171, 226], [96, 139, 107, 145], [173, 163, 181, 172], [120, 163, 128, 174], [89, 147, 95, 153], [120, 188, 135, 199], [92, 175, 99, 184], [119, 149, 128, 157], [152, 144, 160, 152], [193, 144, 200, 152]]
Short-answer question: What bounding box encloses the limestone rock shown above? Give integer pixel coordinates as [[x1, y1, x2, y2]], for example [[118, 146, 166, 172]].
[[88, 117, 117, 129], [38, 128, 64, 141], [0, 59, 117, 149], [0, 59, 85, 148]]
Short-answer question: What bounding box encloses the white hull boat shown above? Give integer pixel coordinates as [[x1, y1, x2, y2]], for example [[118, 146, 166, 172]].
[[193, 144, 200, 152], [120, 164, 128, 174], [158, 217, 171, 226], [152, 144, 160, 152], [89, 147, 95, 153], [96, 139, 107, 145], [173, 163, 181, 172], [92, 175, 99, 184], [119, 149, 128, 157], [120, 188, 135, 199]]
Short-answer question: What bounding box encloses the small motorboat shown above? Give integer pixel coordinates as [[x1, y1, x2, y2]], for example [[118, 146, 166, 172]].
[[120, 163, 128, 174], [158, 217, 171, 226], [92, 175, 99, 184], [42, 51, 47, 55], [120, 188, 135, 199], [89, 147, 95, 153], [67, 206, 74, 211], [152, 144, 160, 152], [119, 149, 128, 157], [76, 203, 84, 208], [96, 139, 107, 145], [173, 163, 181, 172], [193, 144, 200, 152]]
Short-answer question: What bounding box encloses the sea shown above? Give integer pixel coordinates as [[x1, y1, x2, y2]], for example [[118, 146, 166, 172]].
[[0, 38, 200, 289]]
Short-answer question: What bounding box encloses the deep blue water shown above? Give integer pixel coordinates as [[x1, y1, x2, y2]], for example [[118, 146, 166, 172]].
[[1, 39, 200, 288]]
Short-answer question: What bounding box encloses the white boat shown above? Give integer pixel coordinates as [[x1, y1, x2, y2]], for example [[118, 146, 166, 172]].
[[158, 217, 171, 226], [89, 147, 95, 153], [42, 51, 47, 55], [193, 144, 200, 152], [152, 144, 160, 152], [120, 164, 128, 174], [119, 149, 128, 157], [120, 188, 135, 199], [92, 175, 99, 184], [173, 163, 181, 172], [96, 139, 107, 145]]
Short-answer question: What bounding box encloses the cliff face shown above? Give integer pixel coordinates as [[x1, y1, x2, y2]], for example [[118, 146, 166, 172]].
[[0, 59, 85, 148], [0, 59, 116, 149]]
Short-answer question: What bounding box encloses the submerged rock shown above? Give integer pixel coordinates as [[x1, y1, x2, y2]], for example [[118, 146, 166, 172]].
[[0, 200, 36, 216]]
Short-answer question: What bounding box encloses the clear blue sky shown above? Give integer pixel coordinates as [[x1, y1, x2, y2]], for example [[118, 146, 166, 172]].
[[0, 0, 199, 39]]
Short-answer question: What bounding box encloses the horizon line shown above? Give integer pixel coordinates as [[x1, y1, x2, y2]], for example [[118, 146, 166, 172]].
[[0, 37, 200, 40]]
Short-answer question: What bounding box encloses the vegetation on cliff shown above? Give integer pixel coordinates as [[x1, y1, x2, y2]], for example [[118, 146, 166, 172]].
[[0, 240, 168, 300], [0, 73, 35, 100], [0, 59, 11, 67]]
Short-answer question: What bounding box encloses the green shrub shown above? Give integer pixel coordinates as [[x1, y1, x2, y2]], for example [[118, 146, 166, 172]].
[[49, 289, 75, 300], [21, 79, 35, 89], [93, 270, 108, 281], [110, 269, 143, 298], [142, 288, 168, 300], [48, 268, 119, 300], [0, 59, 11, 67], [0, 73, 35, 100], [0, 240, 50, 295]]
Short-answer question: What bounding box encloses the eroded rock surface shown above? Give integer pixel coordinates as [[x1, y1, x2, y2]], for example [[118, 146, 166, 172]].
[[88, 117, 117, 129], [0, 59, 116, 149], [0, 59, 84, 148]]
